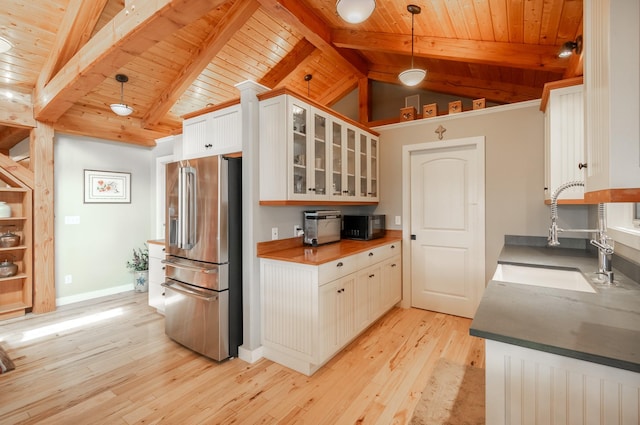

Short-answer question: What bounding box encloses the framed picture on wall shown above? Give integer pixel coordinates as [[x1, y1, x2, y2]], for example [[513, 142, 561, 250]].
[[83, 170, 131, 203]]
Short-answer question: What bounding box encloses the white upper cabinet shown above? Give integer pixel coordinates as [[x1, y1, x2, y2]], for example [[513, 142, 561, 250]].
[[182, 103, 242, 159], [258, 89, 379, 204], [584, 0, 640, 202], [543, 83, 585, 202]]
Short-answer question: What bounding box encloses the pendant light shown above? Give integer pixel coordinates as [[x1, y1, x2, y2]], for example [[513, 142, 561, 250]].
[[110, 74, 134, 117], [398, 4, 426, 87], [336, 0, 376, 24], [0, 37, 12, 54]]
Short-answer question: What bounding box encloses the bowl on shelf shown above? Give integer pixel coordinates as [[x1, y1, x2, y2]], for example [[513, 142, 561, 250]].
[[0, 259, 18, 278], [0, 231, 20, 248]]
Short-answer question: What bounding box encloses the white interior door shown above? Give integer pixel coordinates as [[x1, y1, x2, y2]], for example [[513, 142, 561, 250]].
[[409, 137, 485, 318]]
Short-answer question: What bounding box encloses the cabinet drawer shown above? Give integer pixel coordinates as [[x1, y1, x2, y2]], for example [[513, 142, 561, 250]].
[[149, 257, 165, 282], [318, 256, 362, 284], [148, 243, 165, 258], [362, 242, 401, 265]]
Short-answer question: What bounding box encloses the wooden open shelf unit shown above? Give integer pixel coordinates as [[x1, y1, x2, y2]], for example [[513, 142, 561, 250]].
[[0, 171, 32, 320]]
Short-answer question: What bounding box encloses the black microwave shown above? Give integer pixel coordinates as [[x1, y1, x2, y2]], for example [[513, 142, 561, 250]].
[[341, 215, 385, 240]]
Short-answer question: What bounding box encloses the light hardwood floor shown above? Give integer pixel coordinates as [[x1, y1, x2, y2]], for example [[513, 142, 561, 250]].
[[0, 291, 484, 424]]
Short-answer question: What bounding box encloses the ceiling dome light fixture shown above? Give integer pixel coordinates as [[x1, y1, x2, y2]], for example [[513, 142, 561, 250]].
[[558, 35, 583, 58], [0, 37, 13, 54], [110, 74, 134, 117], [336, 0, 376, 24], [398, 4, 426, 87]]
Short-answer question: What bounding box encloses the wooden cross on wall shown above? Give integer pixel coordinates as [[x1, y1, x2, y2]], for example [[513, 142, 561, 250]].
[[435, 125, 446, 140]]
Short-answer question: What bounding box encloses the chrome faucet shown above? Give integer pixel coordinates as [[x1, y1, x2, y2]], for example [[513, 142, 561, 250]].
[[548, 181, 615, 283]]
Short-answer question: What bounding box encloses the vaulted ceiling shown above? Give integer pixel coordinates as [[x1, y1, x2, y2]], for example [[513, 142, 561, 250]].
[[0, 0, 583, 149]]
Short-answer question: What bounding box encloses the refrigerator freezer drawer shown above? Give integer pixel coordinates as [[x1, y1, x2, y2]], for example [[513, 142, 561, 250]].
[[163, 256, 228, 291], [162, 280, 229, 361]]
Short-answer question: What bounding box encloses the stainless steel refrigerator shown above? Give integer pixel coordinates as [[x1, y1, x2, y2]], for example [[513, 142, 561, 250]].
[[162, 155, 242, 361]]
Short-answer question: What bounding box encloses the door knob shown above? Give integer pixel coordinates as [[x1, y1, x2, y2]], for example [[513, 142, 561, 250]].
[[578, 163, 587, 169]]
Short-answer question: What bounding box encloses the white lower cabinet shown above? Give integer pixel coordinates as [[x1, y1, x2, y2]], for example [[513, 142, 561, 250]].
[[486, 340, 640, 425], [148, 242, 165, 314], [260, 242, 401, 375]]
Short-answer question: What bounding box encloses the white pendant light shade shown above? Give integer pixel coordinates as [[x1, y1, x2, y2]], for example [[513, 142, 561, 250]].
[[398, 68, 427, 86], [336, 0, 376, 24], [110, 103, 134, 116], [0, 37, 13, 54], [110, 74, 134, 116]]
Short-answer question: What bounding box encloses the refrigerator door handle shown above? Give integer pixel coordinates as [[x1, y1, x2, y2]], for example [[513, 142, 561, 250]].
[[161, 281, 218, 302], [162, 259, 220, 274], [178, 165, 197, 249]]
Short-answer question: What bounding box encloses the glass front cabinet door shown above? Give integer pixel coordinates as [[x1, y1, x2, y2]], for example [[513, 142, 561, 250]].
[[289, 101, 330, 200]]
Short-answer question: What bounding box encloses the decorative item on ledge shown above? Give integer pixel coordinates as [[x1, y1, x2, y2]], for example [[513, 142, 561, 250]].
[[423, 103, 438, 118], [400, 106, 416, 121], [473, 98, 486, 110], [448, 100, 462, 114]]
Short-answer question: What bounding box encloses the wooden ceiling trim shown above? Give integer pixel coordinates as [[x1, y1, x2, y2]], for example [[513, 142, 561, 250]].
[[256, 0, 368, 77], [143, 0, 260, 127], [34, 0, 227, 123], [332, 30, 567, 73], [259, 38, 316, 89], [36, 0, 109, 89]]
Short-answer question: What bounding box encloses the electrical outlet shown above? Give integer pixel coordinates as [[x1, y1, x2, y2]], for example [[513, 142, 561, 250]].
[[271, 227, 278, 240], [64, 275, 72, 284], [395, 215, 401, 225]]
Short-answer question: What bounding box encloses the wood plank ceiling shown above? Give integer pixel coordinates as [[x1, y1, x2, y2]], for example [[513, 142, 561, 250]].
[[0, 0, 583, 148]]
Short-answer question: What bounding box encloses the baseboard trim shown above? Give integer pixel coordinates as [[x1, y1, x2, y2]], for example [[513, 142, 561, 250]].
[[238, 345, 263, 364], [56, 284, 135, 306]]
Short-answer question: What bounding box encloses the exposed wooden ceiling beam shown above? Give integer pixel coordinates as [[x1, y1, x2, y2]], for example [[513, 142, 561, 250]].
[[368, 66, 542, 104], [258, 39, 317, 89], [256, 0, 369, 78], [0, 86, 36, 128], [54, 111, 165, 147], [34, 0, 227, 123], [36, 0, 110, 89], [0, 127, 30, 151], [332, 29, 567, 73], [143, 0, 260, 127]]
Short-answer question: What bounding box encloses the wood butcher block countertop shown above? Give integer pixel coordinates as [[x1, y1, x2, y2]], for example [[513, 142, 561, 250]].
[[257, 230, 402, 266]]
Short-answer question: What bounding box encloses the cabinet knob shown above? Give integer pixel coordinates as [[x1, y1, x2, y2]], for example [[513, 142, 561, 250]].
[[342, 190, 349, 194], [369, 274, 375, 278], [308, 188, 315, 192], [391, 264, 397, 267], [390, 245, 395, 249], [368, 252, 373, 257], [204, 143, 213, 148], [162, 266, 166, 270], [336, 262, 343, 267], [578, 162, 588, 169]]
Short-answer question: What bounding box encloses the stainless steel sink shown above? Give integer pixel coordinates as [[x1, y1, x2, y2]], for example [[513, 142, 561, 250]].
[[492, 264, 596, 293]]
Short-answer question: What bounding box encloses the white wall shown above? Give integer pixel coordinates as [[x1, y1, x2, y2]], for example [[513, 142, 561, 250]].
[[54, 134, 154, 303], [373, 101, 590, 282]]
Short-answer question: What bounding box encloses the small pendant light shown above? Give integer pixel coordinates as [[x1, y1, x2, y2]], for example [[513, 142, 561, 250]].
[[336, 0, 376, 24], [110, 74, 134, 117], [398, 5, 426, 87]]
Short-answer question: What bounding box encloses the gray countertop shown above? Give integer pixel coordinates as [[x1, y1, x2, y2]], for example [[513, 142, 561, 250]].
[[470, 242, 640, 373]]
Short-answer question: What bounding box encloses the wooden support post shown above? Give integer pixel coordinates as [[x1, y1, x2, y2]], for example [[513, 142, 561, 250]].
[[358, 77, 370, 124], [30, 122, 55, 313]]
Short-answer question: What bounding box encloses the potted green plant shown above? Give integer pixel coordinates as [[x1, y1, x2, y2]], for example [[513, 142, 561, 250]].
[[127, 244, 149, 292]]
